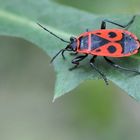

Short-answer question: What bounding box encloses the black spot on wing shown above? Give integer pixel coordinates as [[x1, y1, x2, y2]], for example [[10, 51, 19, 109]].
[[96, 49, 101, 52], [96, 32, 101, 35], [108, 32, 117, 38], [107, 45, 117, 53]]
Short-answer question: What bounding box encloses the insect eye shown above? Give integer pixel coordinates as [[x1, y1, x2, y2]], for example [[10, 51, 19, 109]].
[[70, 37, 76, 42]]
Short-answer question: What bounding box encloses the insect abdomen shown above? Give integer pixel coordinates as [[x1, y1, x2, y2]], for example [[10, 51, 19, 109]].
[[120, 32, 139, 54]]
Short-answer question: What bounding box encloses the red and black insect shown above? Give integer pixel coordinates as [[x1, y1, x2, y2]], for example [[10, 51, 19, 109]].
[[37, 16, 140, 85]]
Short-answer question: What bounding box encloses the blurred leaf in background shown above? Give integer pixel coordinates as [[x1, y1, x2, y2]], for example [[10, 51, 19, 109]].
[[55, 0, 140, 14], [0, 0, 140, 140]]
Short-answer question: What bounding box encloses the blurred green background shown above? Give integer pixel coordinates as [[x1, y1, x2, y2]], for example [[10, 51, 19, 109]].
[[55, 0, 140, 14], [0, 0, 140, 140]]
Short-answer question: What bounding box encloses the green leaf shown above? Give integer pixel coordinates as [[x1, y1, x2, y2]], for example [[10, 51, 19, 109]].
[[0, 0, 140, 100]]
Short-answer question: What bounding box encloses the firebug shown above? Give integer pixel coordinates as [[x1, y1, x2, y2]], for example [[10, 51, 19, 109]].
[[37, 16, 140, 85]]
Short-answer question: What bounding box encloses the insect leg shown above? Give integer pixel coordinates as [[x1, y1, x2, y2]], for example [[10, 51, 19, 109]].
[[86, 28, 89, 32], [69, 52, 78, 56], [101, 15, 136, 29], [61, 49, 67, 59], [69, 54, 88, 71], [104, 56, 140, 74], [51, 47, 73, 63], [61, 47, 73, 60], [90, 56, 109, 85]]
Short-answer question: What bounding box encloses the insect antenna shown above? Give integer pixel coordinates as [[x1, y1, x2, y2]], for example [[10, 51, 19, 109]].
[[37, 23, 70, 43]]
